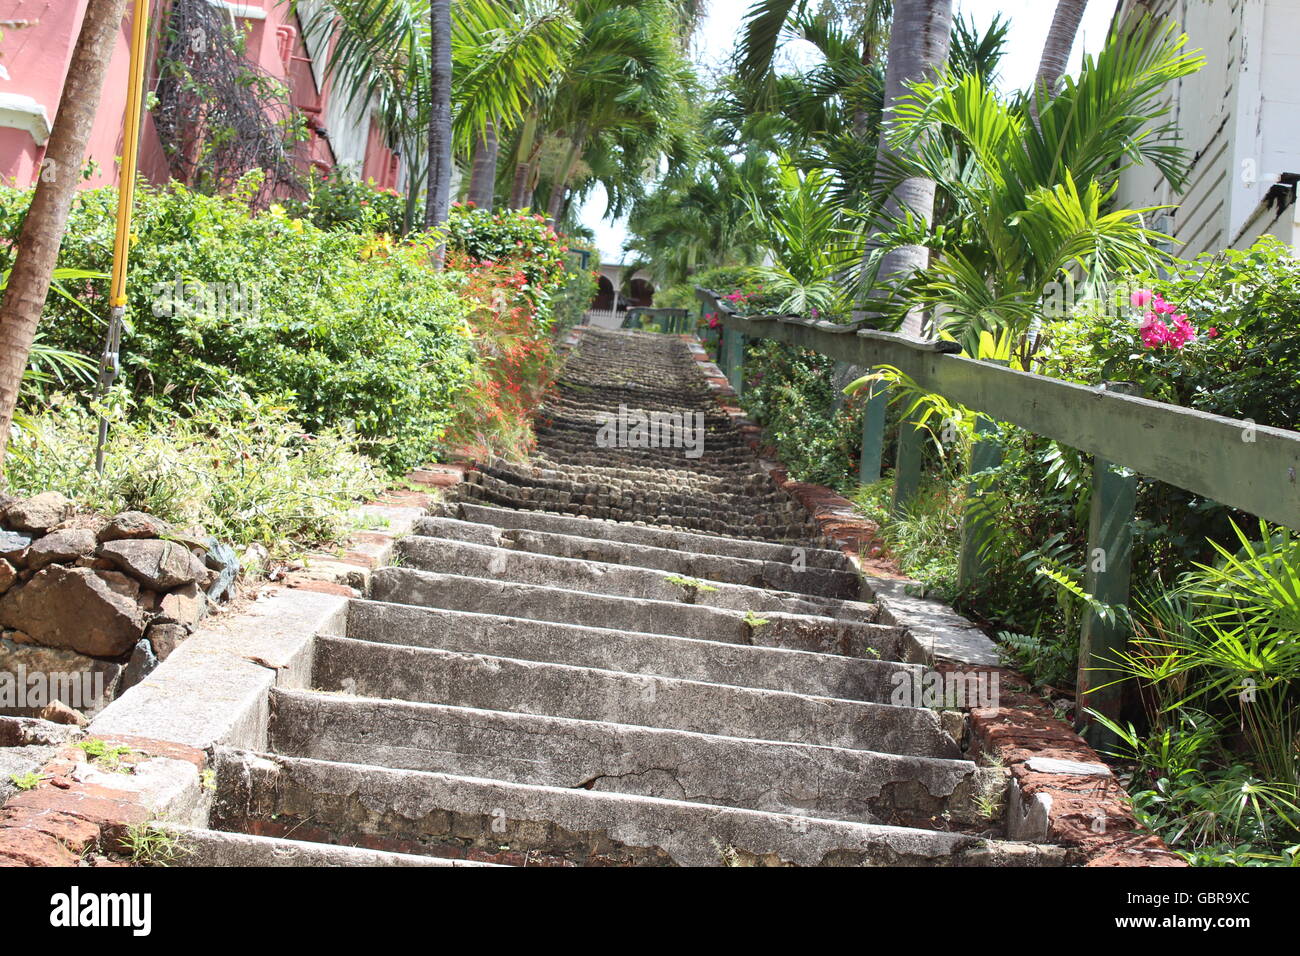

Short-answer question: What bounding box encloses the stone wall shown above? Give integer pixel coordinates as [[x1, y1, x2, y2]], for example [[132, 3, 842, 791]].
[[0, 492, 239, 724]]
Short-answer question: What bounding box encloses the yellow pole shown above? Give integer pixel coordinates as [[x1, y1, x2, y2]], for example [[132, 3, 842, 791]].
[[96, 0, 150, 473], [110, 0, 150, 306]]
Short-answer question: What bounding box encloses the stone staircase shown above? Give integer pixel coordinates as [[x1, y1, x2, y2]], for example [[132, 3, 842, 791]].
[[192, 329, 1066, 866]]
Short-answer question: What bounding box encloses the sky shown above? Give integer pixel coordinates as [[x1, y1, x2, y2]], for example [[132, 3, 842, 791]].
[[579, 0, 1121, 264]]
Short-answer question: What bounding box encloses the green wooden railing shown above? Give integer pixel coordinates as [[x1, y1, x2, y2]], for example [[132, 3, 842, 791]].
[[622, 307, 692, 334], [697, 287, 1300, 742]]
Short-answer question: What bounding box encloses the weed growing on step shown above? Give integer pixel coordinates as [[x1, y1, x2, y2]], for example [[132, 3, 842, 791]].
[[121, 822, 189, 867], [665, 575, 716, 593], [9, 771, 47, 791], [76, 739, 136, 773], [742, 611, 769, 628]]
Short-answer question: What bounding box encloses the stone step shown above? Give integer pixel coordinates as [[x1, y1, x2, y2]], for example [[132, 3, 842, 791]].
[[452, 502, 849, 568], [345, 600, 914, 701], [165, 825, 497, 867], [393, 536, 879, 618], [267, 688, 994, 827], [311, 636, 949, 754], [456, 472, 818, 542], [210, 749, 1065, 868], [368, 568, 903, 659], [410, 516, 861, 599]]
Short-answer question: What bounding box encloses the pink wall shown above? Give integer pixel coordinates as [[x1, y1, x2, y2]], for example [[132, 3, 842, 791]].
[[0, 0, 399, 192]]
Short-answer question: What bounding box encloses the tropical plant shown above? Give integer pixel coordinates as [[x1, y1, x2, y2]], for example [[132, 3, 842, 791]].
[[296, 0, 579, 231], [528, 0, 698, 223], [888, 18, 1204, 359], [743, 162, 868, 317]]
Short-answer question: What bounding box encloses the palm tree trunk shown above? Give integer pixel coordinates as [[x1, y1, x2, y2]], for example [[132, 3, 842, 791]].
[[510, 114, 542, 210], [468, 120, 499, 211], [1036, 0, 1090, 100], [861, 0, 953, 338], [424, 0, 453, 263], [546, 124, 587, 223], [0, 0, 129, 469]]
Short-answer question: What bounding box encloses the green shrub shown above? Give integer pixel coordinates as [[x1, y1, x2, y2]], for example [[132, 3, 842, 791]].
[[0, 180, 476, 474], [281, 171, 405, 234], [740, 340, 863, 490], [443, 204, 569, 319], [656, 265, 783, 318], [5, 391, 383, 554], [1040, 236, 1300, 572], [551, 237, 600, 333]]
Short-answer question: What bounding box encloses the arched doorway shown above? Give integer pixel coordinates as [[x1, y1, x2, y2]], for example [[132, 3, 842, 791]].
[[627, 278, 655, 308], [592, 275, 616, 311]]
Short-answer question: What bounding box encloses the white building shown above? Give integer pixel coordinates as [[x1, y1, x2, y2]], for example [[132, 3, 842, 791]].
[[1115, 0, 1300, 257]]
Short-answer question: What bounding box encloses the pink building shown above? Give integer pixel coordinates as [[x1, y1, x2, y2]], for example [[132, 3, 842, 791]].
[[0, 0, 401, 192]]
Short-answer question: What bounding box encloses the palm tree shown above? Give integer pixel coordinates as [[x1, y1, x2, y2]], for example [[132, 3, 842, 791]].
[[0, 0, 129, 469], [426, 0, 452, 250], [525, 0, 696, 223], [297, 0, 577, 231], [625, 124, 776, 286], [467, 121, 498, 209], [1036, 0, 1091, 99], [743, 161, 869, 317], [888, 19, 1204, 362], [860, 0, 953, 337]]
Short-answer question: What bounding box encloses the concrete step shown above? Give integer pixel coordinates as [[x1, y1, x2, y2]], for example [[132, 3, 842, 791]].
[[410, 516, 862, 599], [268, 688, 994, 827], [368, 567, 903, 659], [311, 636, 950, 755], [345, 599, 914, 701], [211, 749, 1066, 867], [393, 536, 879, 618], [452, 502, 851, 569], [165, 825, 496, 867]]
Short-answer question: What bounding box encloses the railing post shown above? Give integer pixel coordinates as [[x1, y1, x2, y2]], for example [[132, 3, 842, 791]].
[[726, 327, 745, 395], [1077, 382, 1140, 749], [858, 378, 889, 484], [958, 412, 1002, 589], [892, 408, 924, 516]]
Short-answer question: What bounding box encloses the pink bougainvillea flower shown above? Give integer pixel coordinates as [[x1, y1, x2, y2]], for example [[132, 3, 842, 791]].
[[1130, 289, 1154, 309], [706, 312, 720, 329], [1138, 311, 1170, 349], [1207, 327, 1219, 338], [1168, 313, 1197, 349]]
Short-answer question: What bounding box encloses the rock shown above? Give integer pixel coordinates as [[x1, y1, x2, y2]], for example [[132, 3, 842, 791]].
[[0, 530, 32, 563], [0, 638, 123, 717], [97, 511, 169, 543], [3, 492, 73, 533], [203, 538, 241, 603], [98, 539, 207, 590], [2, 629, 34, 644], [121, 638, 159, 690], [157, 582, 207, 628], [36, 701, 88, 727], [241, 543, 270, 572], [145, 623, 187, 661], [25, 528, 97, 570], [0, 558, 15, 595], [0, 566, 146, 657]]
